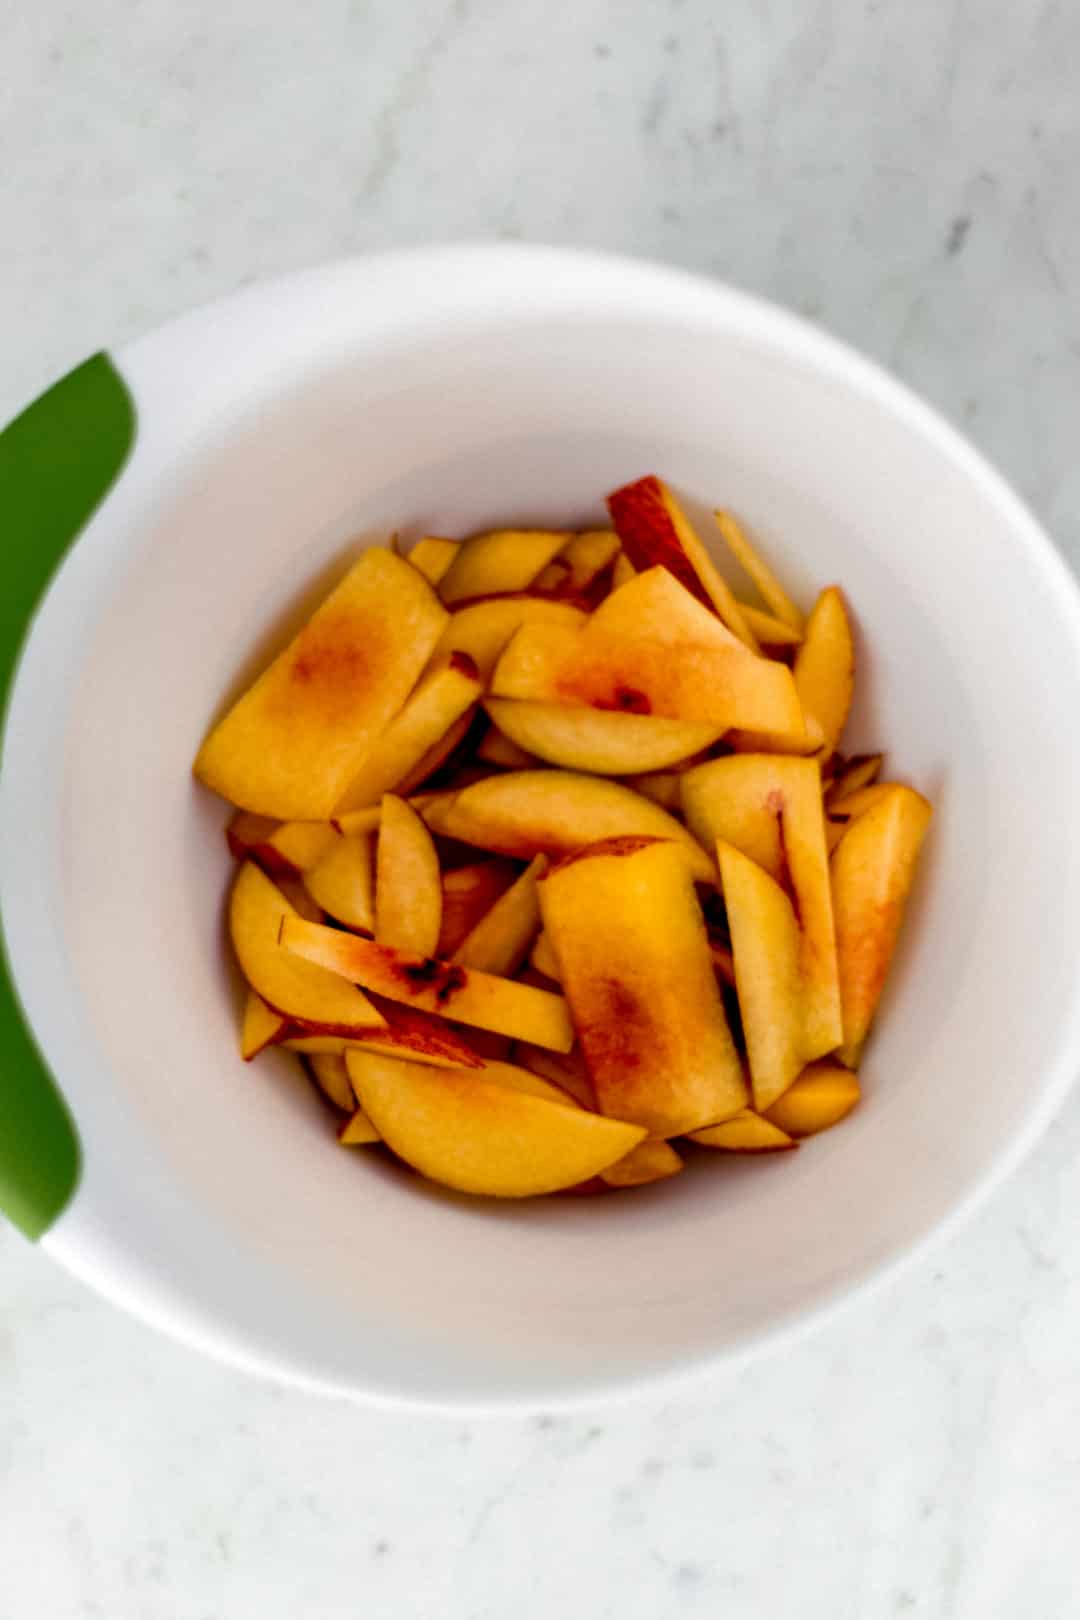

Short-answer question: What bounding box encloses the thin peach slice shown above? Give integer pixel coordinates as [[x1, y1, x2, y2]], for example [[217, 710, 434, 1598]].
[[230, 862, 386, 1033], [540, 837, 746, 1136], [763, 1062, 861, 1136], [793, 586, 854, 762], [280, 917, 575, 1051], [607, 476, 759, 649], [484, 698, 721, 776], [689, 1111, 796, 1152], [345, 1052, 645, 1197]]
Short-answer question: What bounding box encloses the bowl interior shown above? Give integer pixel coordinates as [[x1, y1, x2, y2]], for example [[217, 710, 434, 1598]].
[[15, 254, 1080, 1405]]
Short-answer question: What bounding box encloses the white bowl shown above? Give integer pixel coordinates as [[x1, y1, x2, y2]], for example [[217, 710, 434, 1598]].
[[4, 244, 1080, 1411]]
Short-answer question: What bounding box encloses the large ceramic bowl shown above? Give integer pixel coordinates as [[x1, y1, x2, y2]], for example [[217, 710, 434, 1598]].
[[3, 245, 1080, 1410]]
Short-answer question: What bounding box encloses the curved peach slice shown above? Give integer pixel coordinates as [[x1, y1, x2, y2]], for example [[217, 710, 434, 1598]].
[[689, 1111, 796, 1152], [540, 838, 746, 1135], [714, 510, 804, 632], [736, 606, 803, 647], [438, 531, 571, 604], [532, 531, 620, 598], [476, 726, 540, 769], [334, 653, 482, 812], [408, 536, 460, 586], [339, 1108, 381, 1145], [492, 624, 804, 737], [451, 855, 546, 976], [600, 1138, 683, 1187], [286, 1002, 484, 1069], [832, 785, 932, 1065], [195, 548, 448, 819], [483, 698, 721, 776], [304, 832, 375, 932], [437, 770, 715, 881], [793, 586, 854, 761], [346, 1052, 645, 1197], [240, 991, 288, 1060], [591, 564, 743, 650], [230, 862, 386, 1032], [763, 1062, 860, 1136], [280, 917, 574, 1051], [621, 771, 683, 810], [607, 476, 759, 648], [436, 860, 520, 956], [825, 753, 883, 805], [611, 552, 636, 589], [718, 841, 804, 1113], [683, 755, 842, 1058], [529, 929, 561, 982], [514, 1041, 596, 1109], [307, 1052, 356, 1112], [431, 596, 586, 681], [825, 784, 897, 853], [374, 795, 442, 958]]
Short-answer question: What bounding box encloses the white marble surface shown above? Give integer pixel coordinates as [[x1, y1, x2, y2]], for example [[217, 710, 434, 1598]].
[[2, 2, 1080, 1615]]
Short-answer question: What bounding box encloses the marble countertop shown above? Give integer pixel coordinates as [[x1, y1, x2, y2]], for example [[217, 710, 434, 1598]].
[[3, 3, 1080, 1615]]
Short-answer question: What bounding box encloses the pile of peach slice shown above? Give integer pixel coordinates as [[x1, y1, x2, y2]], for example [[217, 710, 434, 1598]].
[[195, 476, 931, 1198]]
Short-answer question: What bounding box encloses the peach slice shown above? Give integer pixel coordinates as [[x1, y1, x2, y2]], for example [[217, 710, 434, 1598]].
[[763, 1061, 861, 1136], [726, 710, 825, 757], [436, 860, 521, 956], [491, 624, 805, 738], [718, 840, 804, 1113], [621, 771, 683, 810], [408, 536, 460, 586], [286, 1001, 484, 1069], [737, 606, 803, 648], [540, 837, 747, 1136], [826, 753, 883, 805], [307, 1052, 356, 1112], [194, 548, 448, 819], [793, 586, 854, 761], [226, 810, 282, 865], [484, 697, 722, 776], [611, 551, 636, 589], [832, 785, 932, 1065], [825, 784, 897, 854], [607, 476, 759, 649], [338, 1107, 381, 1145], [431, 596, 586, 682], [393, 709, 474, 797], [682, 755, 842, 1059], [334, 653, 482, 812], [374, 795, 442, 958], [226, 814, 340, 878], [240, 991, 288, 1060], [600, 1138, 683, 1187], [588, 564, 744, 650], [451, 854, 547, 976], [529, 929, 561, 982], [230, 861, 386, 1032], [514, 1041, 596, 1109], [714, 510, 804, 631], [689, 1110, 796, 1152], [437, 770, 715, 881], [303, 832, 375, 932], [531, 531, 620, 597], [280, 917, 575, 1050], [438, 530, 571, 604], [345, 1051, 645, 1197], [475, 726, 539, 769]]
